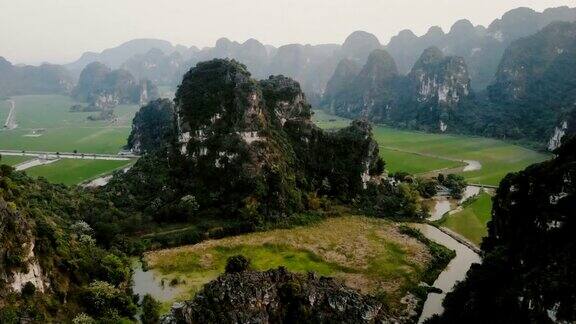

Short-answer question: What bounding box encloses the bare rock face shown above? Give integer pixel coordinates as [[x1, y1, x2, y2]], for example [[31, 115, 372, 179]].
[[322, 47, 473, 132], [160, 267, 392, 324], [409, 47, 471, 108]]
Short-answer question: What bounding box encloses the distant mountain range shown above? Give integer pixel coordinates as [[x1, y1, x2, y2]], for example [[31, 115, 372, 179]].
[[0, 57, 73, 97], [1, 6, 575, 146]]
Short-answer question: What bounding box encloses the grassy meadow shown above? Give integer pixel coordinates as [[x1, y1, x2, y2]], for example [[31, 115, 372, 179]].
[[0, 155, 32, 166], [0, 95, 138, 154], [0, 95, 140, 185], [145, 216, 448, 313], [25, 158, 133, 186], [313, 110, 550, 186], [438, 193, 493, 246]]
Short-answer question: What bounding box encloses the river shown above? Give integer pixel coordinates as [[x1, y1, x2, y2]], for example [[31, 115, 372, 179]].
[[412, 224, 481, 323]]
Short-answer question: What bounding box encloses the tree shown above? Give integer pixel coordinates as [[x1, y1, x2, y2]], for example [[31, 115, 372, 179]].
[[141, 294, 161, 324], [225, 255, 251, 273]]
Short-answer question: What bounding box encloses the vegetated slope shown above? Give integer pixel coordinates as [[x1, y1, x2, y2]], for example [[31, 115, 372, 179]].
[[73, 62, 158, 109], [0, 166, 136, 323], [174, 58, 384, 220], [0, 57, 73, 97], [430, 134, 576, 323], [486, 21, 576, 148]]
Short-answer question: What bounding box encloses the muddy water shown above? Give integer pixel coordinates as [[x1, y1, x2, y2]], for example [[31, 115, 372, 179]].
[[132, 261, 181, 302], [460, 186, 481, 203], [411, 224, 481, 323], [429, 198, 451, 221], [462, 160, 481, 172]]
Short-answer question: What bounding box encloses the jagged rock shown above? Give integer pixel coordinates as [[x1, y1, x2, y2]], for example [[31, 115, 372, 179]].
[[487, 21, 576, 145], [171, 59, 383, 221], [160, 267, 392, 324], [385, 6, 576, 90], [323, 47, 472, 132]]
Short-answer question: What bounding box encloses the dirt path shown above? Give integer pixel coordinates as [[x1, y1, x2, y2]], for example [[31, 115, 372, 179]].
[[4, 100, 17, 129]]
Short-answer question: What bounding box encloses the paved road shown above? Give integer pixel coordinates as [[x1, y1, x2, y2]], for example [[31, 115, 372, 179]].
[[4, 100, 17, 129], [0, 149, 138, 161]]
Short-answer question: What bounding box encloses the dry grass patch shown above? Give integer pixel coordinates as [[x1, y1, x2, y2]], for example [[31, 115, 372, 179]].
[[145, 215, 439, 312]]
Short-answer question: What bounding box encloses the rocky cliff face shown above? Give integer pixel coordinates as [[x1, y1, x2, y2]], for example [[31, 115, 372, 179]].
[[73, 62, 158, 109], [487, 21, 576, 146], [323, 47, 473, 132], [323, 49, 400, 120], [174, 59, 383, 222], [433, 135, 576, 323], [161, 267, 393, 324]]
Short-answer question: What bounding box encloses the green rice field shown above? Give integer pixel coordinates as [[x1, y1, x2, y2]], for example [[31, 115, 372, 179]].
[[0, 155, 32, 166], [0, 95, 138, 154], [438, 193, 493, 246], [313, 110, 551, 186], [25, 158, 133, 186]]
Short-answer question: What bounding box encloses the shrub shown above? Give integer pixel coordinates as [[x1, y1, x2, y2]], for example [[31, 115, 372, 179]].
[[225, 255, 251, 273]]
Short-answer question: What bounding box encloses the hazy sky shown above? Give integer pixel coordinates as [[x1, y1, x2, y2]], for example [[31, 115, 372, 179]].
[[1, 0, 574, 65]]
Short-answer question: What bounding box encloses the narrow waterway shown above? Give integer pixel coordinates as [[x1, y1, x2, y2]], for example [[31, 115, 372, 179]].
[[132, 261, 182, 302], [411, 224, 481, 323]]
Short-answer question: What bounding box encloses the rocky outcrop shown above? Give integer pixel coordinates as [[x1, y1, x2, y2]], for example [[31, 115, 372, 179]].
[[322, 47, 473, 132], [161, 267, 392, 324], [127, 98, 176, 154], [73, 62, 158, 109], [173, 59, 383, 221], [486, 21, 576, 145]]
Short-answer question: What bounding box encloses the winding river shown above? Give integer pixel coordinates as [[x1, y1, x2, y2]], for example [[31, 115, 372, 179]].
[[413, 224, 481, 323]]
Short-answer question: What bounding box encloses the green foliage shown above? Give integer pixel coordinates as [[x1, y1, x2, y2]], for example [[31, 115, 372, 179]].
[[438, 173, 467, 199], [225, 255, 251, 273], [356, 182, 425, 219], [416, 178, 438, 198], [0, 170, 135, 322], [127, 98, 177, 154], [81, 281, 137, 319], [141, 294, 161, 324]]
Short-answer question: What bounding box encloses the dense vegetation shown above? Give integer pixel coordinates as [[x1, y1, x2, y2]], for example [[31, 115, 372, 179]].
[[322, 46, 474, 134], [0, 165, 135, 323], [126, 98, 176, 154], [430, 135, 576, 323]]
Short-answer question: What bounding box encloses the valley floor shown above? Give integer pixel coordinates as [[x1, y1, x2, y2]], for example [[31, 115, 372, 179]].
[[0, 95, 139, 185], [138, 215, 452, 317]]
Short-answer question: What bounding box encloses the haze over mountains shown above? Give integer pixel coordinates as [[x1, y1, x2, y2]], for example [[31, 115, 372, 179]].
[[1, 5, 576, 146]]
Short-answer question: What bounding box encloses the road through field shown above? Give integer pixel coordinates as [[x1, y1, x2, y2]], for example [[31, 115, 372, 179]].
[[4, 100, 17, 129]]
